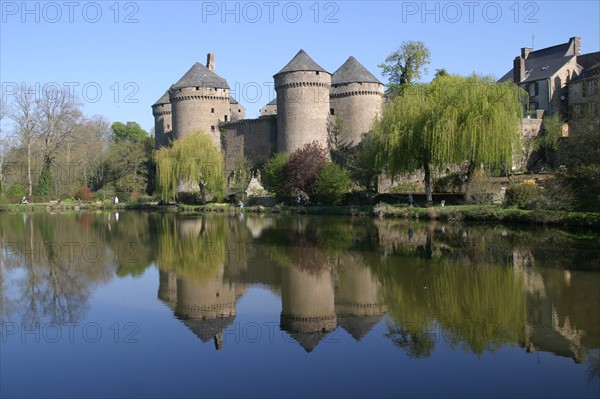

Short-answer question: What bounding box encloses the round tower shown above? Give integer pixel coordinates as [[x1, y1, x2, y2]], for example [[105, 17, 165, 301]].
[[329, 56, 384, 147], [170, 53, 230, 150], [274, 49, 331, 153], [151, 91, 172, 149]]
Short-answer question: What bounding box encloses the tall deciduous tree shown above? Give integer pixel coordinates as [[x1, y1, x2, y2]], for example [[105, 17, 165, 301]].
[[374, 74, 525, 205], [154, 132, 225, 203], [111, 121, 148, 142], [9, 86, 38, 196], [379, 41, 431, 97]]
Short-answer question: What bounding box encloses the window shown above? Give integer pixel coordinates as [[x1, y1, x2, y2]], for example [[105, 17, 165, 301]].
[[316, 71, 320, 75], [330, 108, 335, 115], [166, 124, 171, 130], [211, 125, 215, 132], [211, 108, 215, 113], [530, 82, 539, 96], [573, 104, 581, 118], [196, 87, 200, 90], [590, 102, 596, 114], [224, 115, 228, 122], [529, 102, 538, 111]]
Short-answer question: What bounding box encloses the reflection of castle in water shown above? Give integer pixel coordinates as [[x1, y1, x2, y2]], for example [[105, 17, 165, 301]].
[[156, 216, 385, 352], [155, 216, 599, 358]]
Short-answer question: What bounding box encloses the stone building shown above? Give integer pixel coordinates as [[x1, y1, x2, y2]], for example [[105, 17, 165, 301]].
[[152, 49, 384, 175], [498, 37, 583, 117]]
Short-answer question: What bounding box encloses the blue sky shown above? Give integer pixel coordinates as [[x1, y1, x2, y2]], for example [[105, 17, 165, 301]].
[[1, 0, 599, 133]]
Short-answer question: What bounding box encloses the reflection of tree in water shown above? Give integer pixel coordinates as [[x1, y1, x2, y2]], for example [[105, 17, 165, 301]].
[[257, 216, 373, 273], [0, 213, 116, 325], [156, 215, 227, 283], [385, 321, 436, 358], [373, 219, 600, 359]]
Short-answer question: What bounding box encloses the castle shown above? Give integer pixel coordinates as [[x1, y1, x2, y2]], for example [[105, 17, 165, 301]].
[[151, 50, 384, 175]]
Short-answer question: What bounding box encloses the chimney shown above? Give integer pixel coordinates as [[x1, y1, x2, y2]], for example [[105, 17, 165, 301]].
[[521, 47, 532, 59], [513, 56, 525, 83], [569, 36, 581, 56], [207, 53, 215, 71]]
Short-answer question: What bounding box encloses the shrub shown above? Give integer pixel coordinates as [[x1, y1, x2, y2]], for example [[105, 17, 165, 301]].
[[313, 163, 352, 205], [505, 181, 540, 209], [261, 152, 290, 201], [129, 191, 141, 203], [74, 185, 95, 201], [531, 177, 575, 211], [434, 173, 463, 193], [8, 183, 26, 197], [283, 142, 329, 199]]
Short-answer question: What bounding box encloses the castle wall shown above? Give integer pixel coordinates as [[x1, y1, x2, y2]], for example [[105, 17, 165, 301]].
[[222, 116, 277, 175], [329, 82, 384, 147], [170, 86, 230, 149], [275, 71, 331, 152], [152, 103, 172, 149]]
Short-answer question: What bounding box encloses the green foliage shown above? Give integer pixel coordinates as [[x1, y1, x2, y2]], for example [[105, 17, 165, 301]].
[[74, 185, 94, 201], [379, 40, 431, 96], [532, 177, 575, 211], [111, 121, 149, 142], [34, 160, 54, 196], [505, 181, 539, 209], [350, 132, 382, 191], [154, 131, 225, 203], [7, 183, 26, 197], [105, 140, 150, 194], [374, 74, 525, 204], [313, 163, 352, 205], [261, 152, 290, 200], [229, 157, 254, 201], [391, 181, 420, 194], [433, 173, 463, 193], [535, 114, 563, 151]]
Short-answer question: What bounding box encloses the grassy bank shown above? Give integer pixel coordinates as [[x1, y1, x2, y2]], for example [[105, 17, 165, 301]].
[[2, 201, 599, 228]]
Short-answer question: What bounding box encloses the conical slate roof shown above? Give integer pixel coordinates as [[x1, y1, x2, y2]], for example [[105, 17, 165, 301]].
[[183, 316, 235, 343], [332, 56, 382, 85], [171, 62, 230, 90], [275, 49, 328, 76], [337, 315, 383, 341], [152, 91, 170, 106], [288, 331, 332, 353]]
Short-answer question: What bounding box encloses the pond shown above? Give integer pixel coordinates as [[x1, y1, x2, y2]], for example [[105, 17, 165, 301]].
[[1, 211, 599, 398]]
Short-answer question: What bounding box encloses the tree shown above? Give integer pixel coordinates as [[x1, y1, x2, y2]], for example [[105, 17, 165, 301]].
[[154, 131, 225, 203], [111, 121, 148, 142], [313, 163, 352, 205], [379, 41, 431, 97], [9, 86, 38, 196], [261, 152, 290, 201], [105, 139, 151, 194], [283, 142, 329, 200], [374, 74, 525, 205]]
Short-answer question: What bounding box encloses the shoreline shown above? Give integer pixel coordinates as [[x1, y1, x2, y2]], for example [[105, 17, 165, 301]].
[[1, 202, 599, 229]]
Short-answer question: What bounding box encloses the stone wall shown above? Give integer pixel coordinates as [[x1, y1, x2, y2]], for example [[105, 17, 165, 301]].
[[222, 116, 277, 175], [152, 102, 172, 149]]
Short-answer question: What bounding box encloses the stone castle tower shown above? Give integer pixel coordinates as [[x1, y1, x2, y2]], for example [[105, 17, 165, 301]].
[[169, 53, 231, 149], [330, 56, 384, 147], [274, 49, 332, 153], [151, 91, 172, 149]]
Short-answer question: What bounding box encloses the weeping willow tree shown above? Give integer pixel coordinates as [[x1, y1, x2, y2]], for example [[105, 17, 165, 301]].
[[374, 74, 526, 205], [154, 132, 225, 203]]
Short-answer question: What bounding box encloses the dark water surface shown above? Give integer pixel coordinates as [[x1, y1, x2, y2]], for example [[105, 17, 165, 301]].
[[1, 211, 599, 398]]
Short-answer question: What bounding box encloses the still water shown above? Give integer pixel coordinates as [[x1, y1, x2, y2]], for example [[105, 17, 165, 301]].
[[0, 211, 599, 398]]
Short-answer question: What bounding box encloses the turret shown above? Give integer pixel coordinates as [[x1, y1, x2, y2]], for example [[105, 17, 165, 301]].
[[329, 56, 384, 147], [151, 91, 172, 149], [169, 53, 231, 149], [274, 50, 331, 153]]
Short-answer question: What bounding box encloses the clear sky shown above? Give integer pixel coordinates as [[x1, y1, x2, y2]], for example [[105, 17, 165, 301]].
[[1, 0, 599, 133]]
